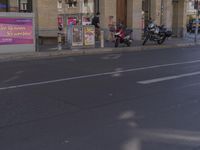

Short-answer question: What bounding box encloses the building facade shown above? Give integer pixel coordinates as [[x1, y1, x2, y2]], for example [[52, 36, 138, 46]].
[[0, 0, 32, 12], [35, 0, 187, 40], [0, 0, 35, 53], [0, 0, 189, 40]]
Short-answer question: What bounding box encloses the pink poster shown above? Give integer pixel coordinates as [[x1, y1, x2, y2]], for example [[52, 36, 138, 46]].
[[0, 18, 33, 45], [67, 17, 77, 25]]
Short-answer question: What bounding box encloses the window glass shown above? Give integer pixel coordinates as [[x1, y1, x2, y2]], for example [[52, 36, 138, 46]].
[[0, 0, 8, 12], [83, 0, 94, 13], [0, 0, 32, 12], [9, 0, 19, 12], [65, 0, 78, 8]]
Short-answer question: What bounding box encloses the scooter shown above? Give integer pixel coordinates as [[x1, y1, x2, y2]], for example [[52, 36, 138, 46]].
[[114, 28, 133, 47]]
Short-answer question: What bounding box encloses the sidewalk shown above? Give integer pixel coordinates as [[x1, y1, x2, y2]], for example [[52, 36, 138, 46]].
[[0, 38, 199, 63]]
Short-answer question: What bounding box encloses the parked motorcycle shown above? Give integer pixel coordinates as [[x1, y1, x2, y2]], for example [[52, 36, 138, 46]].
[[143, 23, 172, 45], [114, 27, 133, 47]]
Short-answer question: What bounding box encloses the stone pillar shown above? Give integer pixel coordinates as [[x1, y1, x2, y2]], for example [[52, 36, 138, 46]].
[[127, 0, 143, 40], [151, 0, 161, 25], [162, 0, 173, 30], [99, 0, 116, 40], [172, 0, 187, 37], [178, 0, 187, 37], [99, 0, 116, 29]]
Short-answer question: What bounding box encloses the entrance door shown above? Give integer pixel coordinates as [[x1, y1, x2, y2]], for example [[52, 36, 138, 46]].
[[117, 0, 127, 25]]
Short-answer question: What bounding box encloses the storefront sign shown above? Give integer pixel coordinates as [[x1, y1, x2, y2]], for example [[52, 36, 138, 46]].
[[0, 18, 33, 45], [72, 26, 83, 46], [83, 26, 95, 46]]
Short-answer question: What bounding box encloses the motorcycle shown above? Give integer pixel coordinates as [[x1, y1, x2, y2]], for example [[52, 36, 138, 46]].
[[143, 23, 172, 45], [114, 27, 133, 47]]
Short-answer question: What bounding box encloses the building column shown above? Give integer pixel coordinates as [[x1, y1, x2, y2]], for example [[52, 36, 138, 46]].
[[172, 0, 187, 37], [99, 0, 116, 29], [162, 0, 173, 30], [151, 0, 162, 25], [127, 0, 143, 40], [99, 0, 116, 40]]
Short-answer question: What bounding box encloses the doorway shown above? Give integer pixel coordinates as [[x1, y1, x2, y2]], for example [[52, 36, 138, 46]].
[[116, 0, 127, 25], [172, 1, 179, 36], [142, 0, 151, 27]]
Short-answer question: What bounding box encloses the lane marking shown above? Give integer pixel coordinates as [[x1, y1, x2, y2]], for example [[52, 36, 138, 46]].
[[138, 71, 200, 84], [1, 59, 200, 91]]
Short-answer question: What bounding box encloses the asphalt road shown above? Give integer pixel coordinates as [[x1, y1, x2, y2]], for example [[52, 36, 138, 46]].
[[1, 46, 200, 150]]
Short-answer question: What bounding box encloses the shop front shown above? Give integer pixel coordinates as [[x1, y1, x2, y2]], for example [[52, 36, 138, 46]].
[[0, 0, 35, 53]]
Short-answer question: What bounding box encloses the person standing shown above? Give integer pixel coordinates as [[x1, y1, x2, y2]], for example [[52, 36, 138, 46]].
[[92, 12, 100, 40]]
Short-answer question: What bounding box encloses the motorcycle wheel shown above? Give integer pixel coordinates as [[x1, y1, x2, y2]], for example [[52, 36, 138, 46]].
[[115, 38, 119, 47], [127, 42, 131, 47], [157, 36, 166, 45], [143, 35, 149, 45]]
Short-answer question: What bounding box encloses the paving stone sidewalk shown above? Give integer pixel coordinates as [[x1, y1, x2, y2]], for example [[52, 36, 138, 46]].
[[0, 38, 199, 63]]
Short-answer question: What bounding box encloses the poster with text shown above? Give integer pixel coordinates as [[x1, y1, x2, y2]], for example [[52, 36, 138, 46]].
[[0, 18, 33, 45], [83, 26, 95, 46]]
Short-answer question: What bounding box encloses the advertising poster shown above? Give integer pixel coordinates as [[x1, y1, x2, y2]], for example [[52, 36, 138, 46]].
[[67, 17, 77, 25], [72, 26, 83, 46], [0, 18, 33, 45], [82, 16, 91, 25], [83, 26, 95, 46]]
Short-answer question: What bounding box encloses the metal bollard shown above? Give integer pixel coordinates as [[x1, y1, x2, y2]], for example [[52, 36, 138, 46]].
[[58, 33, 62, 50], [101, 30, 104, 48]]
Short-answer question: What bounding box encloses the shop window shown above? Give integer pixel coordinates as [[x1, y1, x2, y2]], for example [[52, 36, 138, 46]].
[[65, 0, 77, 8], [8, 0, 19, 12]]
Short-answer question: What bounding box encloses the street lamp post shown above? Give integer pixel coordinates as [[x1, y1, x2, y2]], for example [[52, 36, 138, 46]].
[[33, 0, 39, 51]]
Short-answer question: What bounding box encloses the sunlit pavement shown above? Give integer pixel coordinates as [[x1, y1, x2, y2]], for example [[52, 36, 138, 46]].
[[1, 46, 200, 150]]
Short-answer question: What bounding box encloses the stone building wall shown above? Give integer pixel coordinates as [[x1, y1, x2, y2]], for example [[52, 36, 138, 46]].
[[36, 0, 57, 33], [33, 0, 187, 38]]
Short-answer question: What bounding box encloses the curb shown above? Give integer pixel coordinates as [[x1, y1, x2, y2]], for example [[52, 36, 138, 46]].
[[0, 42, 199, 63]]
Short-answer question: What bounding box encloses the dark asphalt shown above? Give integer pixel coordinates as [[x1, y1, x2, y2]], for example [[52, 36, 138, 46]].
[[1, 46, 200, 150]]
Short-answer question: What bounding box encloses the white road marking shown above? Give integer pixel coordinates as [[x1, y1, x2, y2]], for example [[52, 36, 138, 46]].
[[138, 71, 200, 84], [1, 59, 200, 91], [102, 54, 121, 60]]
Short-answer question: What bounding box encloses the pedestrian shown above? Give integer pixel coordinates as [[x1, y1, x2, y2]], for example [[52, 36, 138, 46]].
[[92, 12, 100, 40], [108, 16, 115, 42]]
